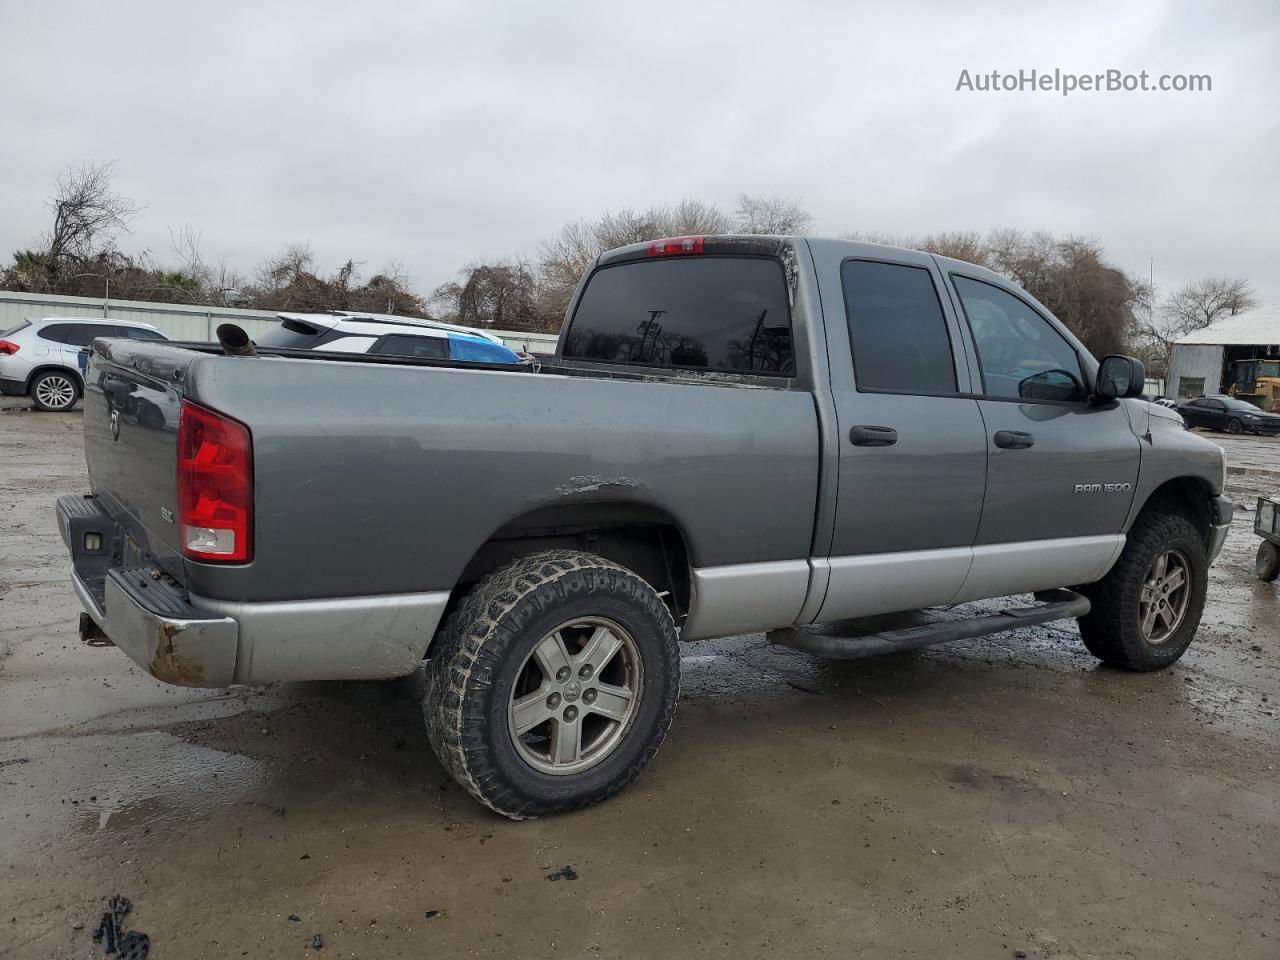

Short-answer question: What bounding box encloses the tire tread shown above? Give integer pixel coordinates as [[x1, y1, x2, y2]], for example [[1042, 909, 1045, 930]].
[[1078, 511, 1206, 671], [424, 550, 679, 819]]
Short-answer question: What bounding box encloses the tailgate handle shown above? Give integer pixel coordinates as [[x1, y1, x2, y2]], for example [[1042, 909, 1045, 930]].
[[994, 430, 1035, 449], [849, 425, 898, 447]]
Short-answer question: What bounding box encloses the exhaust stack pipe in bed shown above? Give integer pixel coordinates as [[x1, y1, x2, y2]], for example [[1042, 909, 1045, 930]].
[[216, 323, 257, 357]]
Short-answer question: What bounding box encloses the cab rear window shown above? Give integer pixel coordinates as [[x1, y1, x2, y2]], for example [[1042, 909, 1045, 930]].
[[563, 257, 794, 376]]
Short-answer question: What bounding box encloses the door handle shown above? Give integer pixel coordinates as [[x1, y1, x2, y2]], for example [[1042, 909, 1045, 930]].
[[849, 425, 898, 447], [993, 430, 1035, 449]]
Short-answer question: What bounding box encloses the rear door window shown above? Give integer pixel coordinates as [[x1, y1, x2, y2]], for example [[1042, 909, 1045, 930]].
[[370, 334, 450, 360], [841, 260, 957, 395], [68, 324, 113, 346], [119, 326, 167, 340], [563, 257, 794, 375], [38, 323, 77, 344]]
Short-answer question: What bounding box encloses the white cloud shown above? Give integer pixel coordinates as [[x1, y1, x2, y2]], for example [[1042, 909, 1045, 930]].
[[1, 0, 1276, 299]]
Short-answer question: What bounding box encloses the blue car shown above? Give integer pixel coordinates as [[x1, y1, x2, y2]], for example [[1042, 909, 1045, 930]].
[[255, 312, 526, 364]]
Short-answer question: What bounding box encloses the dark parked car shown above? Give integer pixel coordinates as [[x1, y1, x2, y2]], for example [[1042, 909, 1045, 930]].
[[1177, 395, 1280, 435]]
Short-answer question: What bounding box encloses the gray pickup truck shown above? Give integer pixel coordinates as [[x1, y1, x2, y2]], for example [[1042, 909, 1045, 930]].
[[59, 235, 1231, 818]]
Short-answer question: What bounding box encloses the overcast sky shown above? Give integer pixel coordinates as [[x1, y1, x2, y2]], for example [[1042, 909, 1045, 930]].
[[2, 0, 1277, 302]]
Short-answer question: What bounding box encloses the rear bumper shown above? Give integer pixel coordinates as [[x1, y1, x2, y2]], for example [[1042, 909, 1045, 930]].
[[58, 494, 448, 688], [73, 567, 240, 687], [0, 376, 27, 396]]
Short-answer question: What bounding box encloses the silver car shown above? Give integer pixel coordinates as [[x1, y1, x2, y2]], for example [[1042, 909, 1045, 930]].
[[0, 317, 167, 411]]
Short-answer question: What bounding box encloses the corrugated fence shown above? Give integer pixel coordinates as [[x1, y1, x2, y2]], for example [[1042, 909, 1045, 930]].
[[0, 291, 561, 354]]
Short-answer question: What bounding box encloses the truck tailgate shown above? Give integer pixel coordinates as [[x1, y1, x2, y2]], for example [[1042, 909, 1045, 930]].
[[81, 338, 196, 583]]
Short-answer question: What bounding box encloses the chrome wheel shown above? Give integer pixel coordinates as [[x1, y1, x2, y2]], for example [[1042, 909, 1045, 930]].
[[1139, 549, 1191, 644], [507, 617, 643, 776], [34, 374, 77, 410]]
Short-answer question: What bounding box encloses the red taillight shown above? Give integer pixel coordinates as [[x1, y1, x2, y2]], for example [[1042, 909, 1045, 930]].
[[647, 235, 704, 256], [0, 339, 19, 355], [177, 400, 253, 563]]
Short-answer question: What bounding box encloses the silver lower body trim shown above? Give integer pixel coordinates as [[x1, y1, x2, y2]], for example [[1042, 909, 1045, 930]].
[[688, 535, 1128, 639], [191, 590, 450, 684], [950, 534, 1124, 604], [816, 547, 973, 623], [683, 560, 810, 640]]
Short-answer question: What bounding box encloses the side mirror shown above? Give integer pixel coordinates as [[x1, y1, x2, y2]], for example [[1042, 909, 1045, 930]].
[[1095, 355, 1145, 400]]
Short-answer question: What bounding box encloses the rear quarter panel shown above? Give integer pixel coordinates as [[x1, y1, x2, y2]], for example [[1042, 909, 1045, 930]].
[[181, 355, 821, 602]]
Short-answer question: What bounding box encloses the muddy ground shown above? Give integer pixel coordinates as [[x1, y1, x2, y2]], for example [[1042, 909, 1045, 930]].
[[1, 396, 1278, 959]]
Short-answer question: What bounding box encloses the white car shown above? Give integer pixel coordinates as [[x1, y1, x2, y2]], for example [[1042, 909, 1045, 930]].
[[0, 317, 167, 411], [254, 311, 525, 364]]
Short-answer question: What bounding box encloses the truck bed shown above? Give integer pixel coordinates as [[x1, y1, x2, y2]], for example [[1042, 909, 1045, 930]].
[[81, 337, 820, 607]]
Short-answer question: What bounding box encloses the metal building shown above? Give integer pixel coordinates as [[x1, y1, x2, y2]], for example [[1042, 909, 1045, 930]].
[[0, 290, 560, 354], [1167, 303, 1280, 400]]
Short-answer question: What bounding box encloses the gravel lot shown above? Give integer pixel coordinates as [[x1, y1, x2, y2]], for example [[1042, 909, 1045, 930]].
[[1, 397, 1277, 959]]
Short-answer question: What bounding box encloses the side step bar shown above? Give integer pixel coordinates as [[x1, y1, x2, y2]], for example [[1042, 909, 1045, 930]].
[[768, 589, 1091, 660]]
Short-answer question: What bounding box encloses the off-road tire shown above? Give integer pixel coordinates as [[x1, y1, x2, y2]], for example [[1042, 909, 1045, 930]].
[[424, 550, 680, 819], [1257, 540, 1280, 582], [1077, 511, 1207, 671]]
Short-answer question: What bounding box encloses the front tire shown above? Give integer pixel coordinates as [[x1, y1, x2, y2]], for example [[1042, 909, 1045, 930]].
[[424, 550, 680, 819], [30, 370, 79, 412], [1078, 511, 1207, 671], [1226, 418, 1243, 434]]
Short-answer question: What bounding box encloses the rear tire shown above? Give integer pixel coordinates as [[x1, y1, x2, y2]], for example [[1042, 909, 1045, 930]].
[[424, 550, 680, 819], [1078, 511, 1207, 671], [1258, 541, 1280, 582], [1226, 418, 1243, 434], [30, 370, 79, 412]]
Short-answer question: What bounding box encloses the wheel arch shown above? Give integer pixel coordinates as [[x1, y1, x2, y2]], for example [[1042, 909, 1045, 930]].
[[1128, 476, 1216, 550], [446, 500, 694, 632], [25, 363, 84, 394]]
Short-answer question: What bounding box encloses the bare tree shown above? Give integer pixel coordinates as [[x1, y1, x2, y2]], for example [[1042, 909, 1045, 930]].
[[1136, 276, 1257, 377], [735, 194, 812, 235], [247, 243, 427, 315], [45, 161, 140, 265], [666, 199, 734, 237], [169, 224, 206, 279], [1162, 277, 1256, 333], [433, 260, 539, 328], [837, 230, 905, 247], [535, 200, 735, 329], [917, 231, 987, 266]]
